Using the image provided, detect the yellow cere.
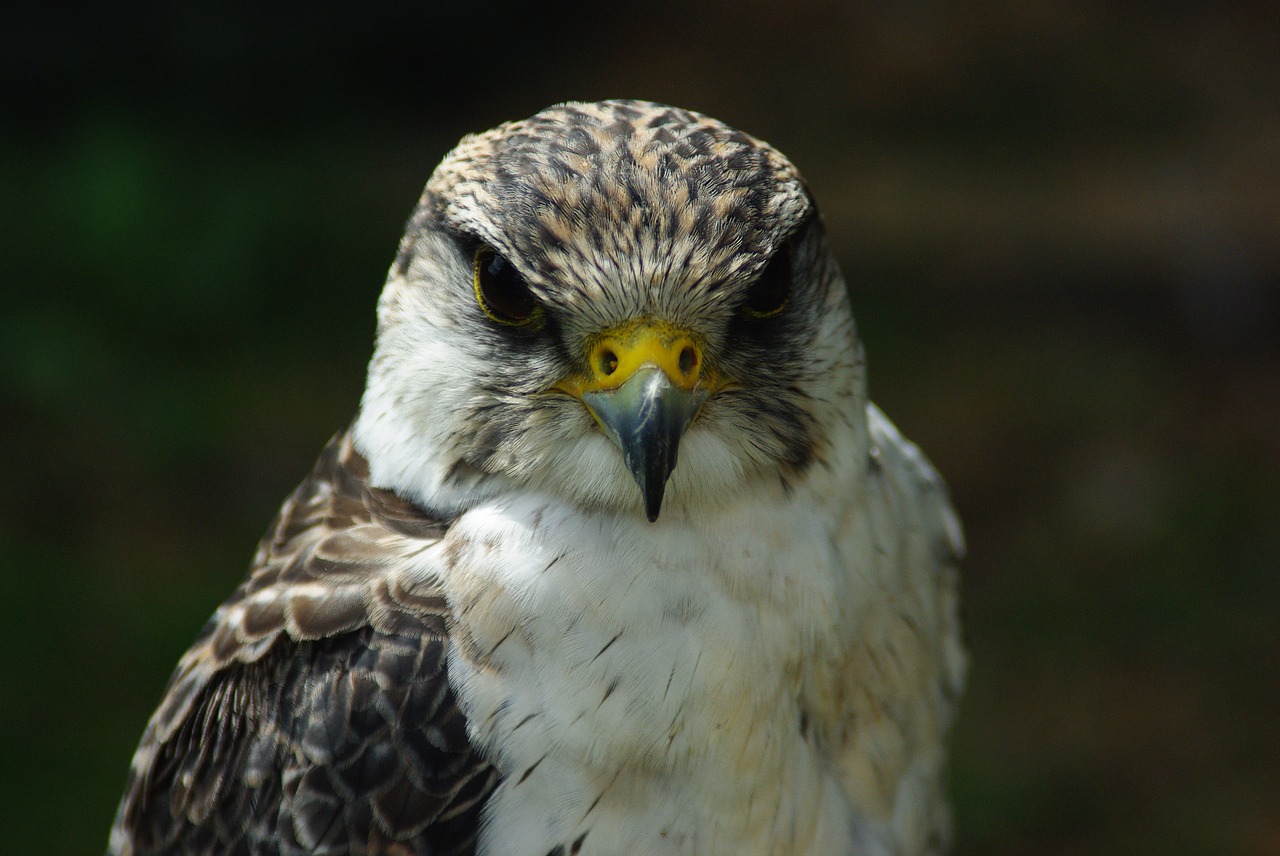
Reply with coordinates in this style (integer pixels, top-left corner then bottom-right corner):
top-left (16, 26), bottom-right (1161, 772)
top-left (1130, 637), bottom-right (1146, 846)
top-left (560, 319), bottom-right (726, 396)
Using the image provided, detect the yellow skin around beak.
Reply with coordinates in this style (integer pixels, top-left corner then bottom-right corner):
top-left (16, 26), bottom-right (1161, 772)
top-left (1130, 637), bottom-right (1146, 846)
top-left (556, 321), bottom-right (720, 521)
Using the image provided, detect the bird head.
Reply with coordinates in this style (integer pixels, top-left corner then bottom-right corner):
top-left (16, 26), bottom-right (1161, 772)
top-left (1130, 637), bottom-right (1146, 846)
top-left (354, 100), bottom-right (866, 522)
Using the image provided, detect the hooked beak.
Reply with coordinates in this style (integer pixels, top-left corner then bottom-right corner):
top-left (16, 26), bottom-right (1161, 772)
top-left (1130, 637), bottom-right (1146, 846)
top-left (583, 368), bottom-right (707, 522)
top-left (558, 321), bottom-right (715, 522)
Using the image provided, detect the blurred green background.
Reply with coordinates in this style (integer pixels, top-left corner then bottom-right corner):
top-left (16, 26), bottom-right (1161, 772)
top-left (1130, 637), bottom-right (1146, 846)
top-left (3, 2), bottom-right (1277, 853)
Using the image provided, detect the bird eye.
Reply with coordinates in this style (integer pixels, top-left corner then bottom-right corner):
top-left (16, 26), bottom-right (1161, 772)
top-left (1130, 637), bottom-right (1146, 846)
top-left (742, 243), bottom-right (792, 318)
top-left (473, 246), bottom-right (541, 326)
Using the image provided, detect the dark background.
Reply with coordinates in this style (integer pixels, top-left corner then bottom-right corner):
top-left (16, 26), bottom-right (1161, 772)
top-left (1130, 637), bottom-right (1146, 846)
top-left (3, 2), bottom-right (1278, 853)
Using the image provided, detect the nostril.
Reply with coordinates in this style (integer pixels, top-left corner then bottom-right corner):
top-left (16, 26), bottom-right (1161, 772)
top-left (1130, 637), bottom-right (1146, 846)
top-left (678, 346), bottom-right (698, 376)
top-left (599, 349), bottom-right (619, 376)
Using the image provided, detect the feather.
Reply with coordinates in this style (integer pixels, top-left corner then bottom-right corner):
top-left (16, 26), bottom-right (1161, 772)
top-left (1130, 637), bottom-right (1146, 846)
top-left (108, 432), bottom-right (498, 856)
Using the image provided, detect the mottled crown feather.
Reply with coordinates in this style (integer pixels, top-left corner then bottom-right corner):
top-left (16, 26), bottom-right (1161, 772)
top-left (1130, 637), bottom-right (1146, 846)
top-left (405, 100), bottom-right (814, 322)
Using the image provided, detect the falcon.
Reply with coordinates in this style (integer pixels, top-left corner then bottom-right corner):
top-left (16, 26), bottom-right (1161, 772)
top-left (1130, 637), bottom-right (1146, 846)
top-left (109, 100), bottom-right (965, 856)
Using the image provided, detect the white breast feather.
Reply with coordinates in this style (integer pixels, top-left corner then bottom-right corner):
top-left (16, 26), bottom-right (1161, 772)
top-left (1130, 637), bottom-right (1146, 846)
top-left (382, 399), bottom-right (962, 856)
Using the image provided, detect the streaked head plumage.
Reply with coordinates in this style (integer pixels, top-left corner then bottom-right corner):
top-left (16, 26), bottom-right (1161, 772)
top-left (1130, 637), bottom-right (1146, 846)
top-left (356, 100), bottom-right (863, 521)
top-left (418, 100), bottom-right (811, 328)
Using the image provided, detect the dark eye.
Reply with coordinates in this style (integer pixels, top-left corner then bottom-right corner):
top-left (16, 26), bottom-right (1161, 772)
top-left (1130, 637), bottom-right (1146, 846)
top-left (473, 245), bottom-right (541, 325)
top-left (742, 243), bottom-right (792, 318)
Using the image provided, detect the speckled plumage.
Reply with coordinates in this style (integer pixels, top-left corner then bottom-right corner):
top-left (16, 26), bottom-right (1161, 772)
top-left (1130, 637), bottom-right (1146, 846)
top-left (110, 435), bottom-right (497, 855)
top-left (111, 100), bottom-right (965, 856)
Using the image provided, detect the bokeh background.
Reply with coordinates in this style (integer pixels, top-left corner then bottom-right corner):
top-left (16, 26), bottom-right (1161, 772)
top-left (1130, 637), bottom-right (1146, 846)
top-left (3, 2), bottom-right (1277, 853)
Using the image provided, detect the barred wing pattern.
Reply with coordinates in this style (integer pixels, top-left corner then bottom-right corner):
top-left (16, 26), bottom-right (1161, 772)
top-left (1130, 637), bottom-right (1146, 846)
top-left (109, 432), bottom-right (498, 856)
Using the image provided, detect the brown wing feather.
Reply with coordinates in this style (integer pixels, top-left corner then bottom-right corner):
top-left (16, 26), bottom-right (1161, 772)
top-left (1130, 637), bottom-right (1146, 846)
top-left (109, 431), bottom-right (498, 856)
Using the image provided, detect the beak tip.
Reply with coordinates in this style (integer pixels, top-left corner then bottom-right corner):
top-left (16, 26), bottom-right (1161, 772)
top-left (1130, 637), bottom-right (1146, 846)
top-left (637, 461), bottom-right (668, 522)
top-left (643, 496), bottom-right (662, 523)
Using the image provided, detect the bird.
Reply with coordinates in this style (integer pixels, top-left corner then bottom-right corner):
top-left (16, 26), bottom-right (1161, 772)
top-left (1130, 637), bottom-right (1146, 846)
top-left (108, 99), bottom-right (966, 856)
